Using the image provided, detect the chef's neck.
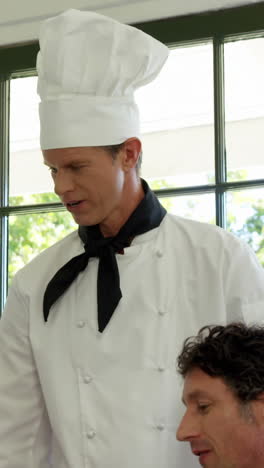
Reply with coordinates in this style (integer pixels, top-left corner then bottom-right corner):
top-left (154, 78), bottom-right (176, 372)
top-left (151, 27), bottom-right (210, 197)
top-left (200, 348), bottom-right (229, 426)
top-left (99, 177), bottom-right (144, 238)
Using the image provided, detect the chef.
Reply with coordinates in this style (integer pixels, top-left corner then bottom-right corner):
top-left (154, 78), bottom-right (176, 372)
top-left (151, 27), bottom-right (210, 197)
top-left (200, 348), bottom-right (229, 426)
top-left (0, 9), bottom-right (263, 468)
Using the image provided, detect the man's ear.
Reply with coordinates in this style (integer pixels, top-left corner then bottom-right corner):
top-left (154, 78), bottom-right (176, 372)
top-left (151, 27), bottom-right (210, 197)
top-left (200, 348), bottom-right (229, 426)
top-left (256, 393), bottom-right (264, 404)
top-left (121, 138), bottom-right (142, 171)
top-left (253, 393), bottom-right (264, 422)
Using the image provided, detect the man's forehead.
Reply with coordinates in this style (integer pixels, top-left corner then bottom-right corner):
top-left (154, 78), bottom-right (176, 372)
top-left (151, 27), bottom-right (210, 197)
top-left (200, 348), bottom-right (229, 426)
top-left (182, 388), bottom-right (213, 406)
top-left (42, 146), bottom-right (101, 164)
top-left (43, 146), bottom-right (90, 156)
top-left (182, 368), bottom-right (227, 404)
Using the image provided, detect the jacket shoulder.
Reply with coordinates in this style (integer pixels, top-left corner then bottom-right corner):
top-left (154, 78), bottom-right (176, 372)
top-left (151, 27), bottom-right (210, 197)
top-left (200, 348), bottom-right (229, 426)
top-left (14, 229), bottom-right (82, 290)
top-left (165, 213), bottom-right (243, 248)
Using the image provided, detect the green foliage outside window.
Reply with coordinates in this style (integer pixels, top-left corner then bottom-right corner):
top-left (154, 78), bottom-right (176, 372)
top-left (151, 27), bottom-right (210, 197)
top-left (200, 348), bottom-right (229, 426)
top-left (8, 193), bottom-right (76, 283)
top-left (227, 195), bottom-right (264, 265)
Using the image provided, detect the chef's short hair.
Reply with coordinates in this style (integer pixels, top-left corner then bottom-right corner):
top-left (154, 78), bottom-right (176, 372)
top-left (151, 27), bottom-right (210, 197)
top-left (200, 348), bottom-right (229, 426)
top-left (102, 142), bottom-right (142, 175)
top-left (177, 322), bottom-right (264, 404)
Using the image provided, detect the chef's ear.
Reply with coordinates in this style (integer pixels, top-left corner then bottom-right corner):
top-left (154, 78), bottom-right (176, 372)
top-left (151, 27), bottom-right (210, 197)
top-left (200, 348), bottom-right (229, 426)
top-left (251, 393), bottom-right (264, 423)
top-left (121, 138), bottom-right (142, 172)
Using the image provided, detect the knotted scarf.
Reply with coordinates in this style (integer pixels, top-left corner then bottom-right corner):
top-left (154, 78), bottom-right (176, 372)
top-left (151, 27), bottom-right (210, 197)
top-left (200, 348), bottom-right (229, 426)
top-left (43, 179), bottom-right (166, 332)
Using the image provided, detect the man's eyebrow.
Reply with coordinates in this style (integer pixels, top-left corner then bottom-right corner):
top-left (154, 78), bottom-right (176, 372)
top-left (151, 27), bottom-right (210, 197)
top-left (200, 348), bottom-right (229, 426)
top-left (43, 159), bottom-right (90, 167)
top-left (182, 389), bottom-right (212, 405)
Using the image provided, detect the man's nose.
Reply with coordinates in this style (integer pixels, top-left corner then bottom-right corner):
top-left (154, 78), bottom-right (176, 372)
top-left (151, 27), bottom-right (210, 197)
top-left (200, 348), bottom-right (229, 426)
top-left (176, 411), bottom-right (200, 441)
top-left (54, 171), bottom-right (74, 197)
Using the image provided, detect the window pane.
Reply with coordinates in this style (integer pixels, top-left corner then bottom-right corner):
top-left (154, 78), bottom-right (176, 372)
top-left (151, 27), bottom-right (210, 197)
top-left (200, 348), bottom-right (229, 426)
top-left (9, 44), bottom-right (215, 203)
top-left (136, 43), bottom-right (215, 189)
top-left (9, 76), bottom-right (57, 205)
top-left (226, 188), bottom-right (264, 266)
top-left (225, 37), bottom-right (264, 182)
top-left (8, 210), bottom-right (76, 283)
top-left (159, 193), bottom-right (215, 224)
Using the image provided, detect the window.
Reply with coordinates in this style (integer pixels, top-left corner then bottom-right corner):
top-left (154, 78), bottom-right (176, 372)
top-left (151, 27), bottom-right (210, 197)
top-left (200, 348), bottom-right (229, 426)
top-left (1, 3), bottom-right (264, 312)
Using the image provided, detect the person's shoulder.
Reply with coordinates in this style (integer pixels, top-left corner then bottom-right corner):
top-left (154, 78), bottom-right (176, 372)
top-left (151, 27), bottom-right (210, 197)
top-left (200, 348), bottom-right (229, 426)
top-left (166, 213), bottom-right (235, 242)
top-left (27, 229), bottom-right (80, 263)
top-left (164, 213), bottom-right (247, 250)
top-left (14, 229), bottom-right (82, 286)
top-left (162, 213), bottom-right (264, 277)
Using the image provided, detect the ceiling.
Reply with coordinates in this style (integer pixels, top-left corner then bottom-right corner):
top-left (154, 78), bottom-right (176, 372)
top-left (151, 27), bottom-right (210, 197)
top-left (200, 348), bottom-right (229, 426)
top-left (0, 0), bottom-right (263, 46)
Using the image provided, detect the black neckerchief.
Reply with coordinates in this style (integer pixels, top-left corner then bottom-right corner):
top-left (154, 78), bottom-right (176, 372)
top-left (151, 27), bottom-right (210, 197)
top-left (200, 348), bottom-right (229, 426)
top-left (43, 179), bottom-right (166, 332)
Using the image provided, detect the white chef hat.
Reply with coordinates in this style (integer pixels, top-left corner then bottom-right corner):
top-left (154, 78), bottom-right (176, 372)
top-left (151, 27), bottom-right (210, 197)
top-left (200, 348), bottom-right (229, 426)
top-left (37, 9), bottom-right (169, 150)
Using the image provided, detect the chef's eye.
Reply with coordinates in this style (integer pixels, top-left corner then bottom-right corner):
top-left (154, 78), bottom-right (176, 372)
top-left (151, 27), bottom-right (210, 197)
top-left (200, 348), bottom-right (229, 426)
top-left (70, 164), bottom-right (86, 171)
top-left (48, 167), bottom-right (57, 175)
top-left (197, 403), bottom-right (210, 413)
top-left (71, 166), bottom-right (81, 171)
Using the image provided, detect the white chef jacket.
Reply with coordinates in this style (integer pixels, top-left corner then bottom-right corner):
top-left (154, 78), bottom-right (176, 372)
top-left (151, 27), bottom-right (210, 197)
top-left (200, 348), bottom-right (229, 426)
top-left (0, 213), bottom-right (264, 468)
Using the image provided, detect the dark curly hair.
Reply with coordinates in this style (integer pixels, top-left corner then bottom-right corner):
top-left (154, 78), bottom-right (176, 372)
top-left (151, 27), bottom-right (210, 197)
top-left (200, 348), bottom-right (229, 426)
top-left (177, 322), bottom-right (264, 403)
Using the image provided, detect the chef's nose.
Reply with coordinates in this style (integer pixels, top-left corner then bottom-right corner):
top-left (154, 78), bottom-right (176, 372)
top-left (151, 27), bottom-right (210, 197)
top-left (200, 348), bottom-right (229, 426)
top-left (176, 410), bottom-right (200, 441)
top-left (54, 171), bottom-right (74, 197)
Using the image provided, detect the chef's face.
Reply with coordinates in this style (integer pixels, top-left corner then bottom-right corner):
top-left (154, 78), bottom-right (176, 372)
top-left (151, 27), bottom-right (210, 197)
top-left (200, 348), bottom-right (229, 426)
top-left (177, 368), bottom-right (264, 468)
top-left (43, 145), bottom-right (127, 228)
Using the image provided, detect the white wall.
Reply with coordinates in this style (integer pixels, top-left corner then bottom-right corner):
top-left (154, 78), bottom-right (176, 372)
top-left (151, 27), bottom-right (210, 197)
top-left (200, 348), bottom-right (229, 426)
top-left (9, 117), bottom-right (264, 196)
top-left (0, 0), bottom-right (263, 46)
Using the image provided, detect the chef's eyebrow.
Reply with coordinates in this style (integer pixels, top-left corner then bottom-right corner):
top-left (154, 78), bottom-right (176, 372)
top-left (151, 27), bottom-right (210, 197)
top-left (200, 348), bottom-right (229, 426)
top-left (182, 389), bottom-right (212, 406)
top-left (43, 160), bottom-right (56, 167)
top-left (43, 159), bottom-right (89, 168)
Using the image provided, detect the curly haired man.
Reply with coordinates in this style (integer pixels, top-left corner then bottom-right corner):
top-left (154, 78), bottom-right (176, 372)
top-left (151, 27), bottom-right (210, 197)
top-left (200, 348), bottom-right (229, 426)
top-left (177, 323), bottom-right (264, 468)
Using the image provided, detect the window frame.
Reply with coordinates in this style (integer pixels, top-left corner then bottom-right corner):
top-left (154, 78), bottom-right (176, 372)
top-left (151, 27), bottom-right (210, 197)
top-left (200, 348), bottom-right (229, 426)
top-left (1, 2), bottom-right (264, 312)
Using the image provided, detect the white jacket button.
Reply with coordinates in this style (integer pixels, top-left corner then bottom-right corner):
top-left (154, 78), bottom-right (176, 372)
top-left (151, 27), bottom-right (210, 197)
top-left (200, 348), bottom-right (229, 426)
top-left (77, 320), bottom-right (85, 328)
top-left (156, 249), bottom-right (163, 258)
top-left (84, 375), bottom-right (93, 384)
top-left (156, 424), bottom-right (165, 431)
top-left (158, 310), bottom-right (166, 316)
top-left (86, 430), bottom-right (96, 439)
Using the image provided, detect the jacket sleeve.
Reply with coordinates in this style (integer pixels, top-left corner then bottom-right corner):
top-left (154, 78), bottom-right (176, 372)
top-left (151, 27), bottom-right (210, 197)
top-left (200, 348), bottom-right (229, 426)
top-left (0, 276), bottom-right (52, 468)
top-left (224, 237), bottom-right (264, 324)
